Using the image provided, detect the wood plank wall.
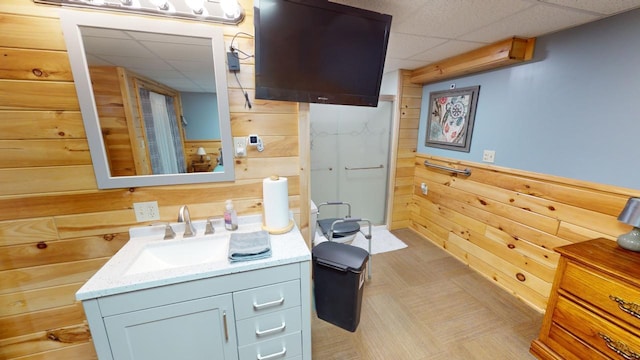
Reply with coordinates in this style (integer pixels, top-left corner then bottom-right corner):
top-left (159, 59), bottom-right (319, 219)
top-left (0, 0), bottom-right (306, 358)
top-left (410, 155), bottom-right (640, 311)
top-left (388, 70), bottom-right (421, 230)
top-left (89, 66), bottom-right (139, 176)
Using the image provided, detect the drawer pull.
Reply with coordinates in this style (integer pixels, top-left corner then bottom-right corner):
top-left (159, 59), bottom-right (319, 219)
top-left (609, 295), bottom-right (640, 319)
top-left (253, 297), bottom-right (284, 310)
top-left (257, 347), bottom-right (287, 360)
top-left (598, 333), bottom-right (640, 360)
top-left (223, 311), bottom-right (229, 342)
top-left (255, 322), bottom-right (286, 337)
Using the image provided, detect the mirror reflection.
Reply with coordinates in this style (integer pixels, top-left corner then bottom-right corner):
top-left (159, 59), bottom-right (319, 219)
top-left (61, 10), bottom-right (235, 189)
top-left (81, 27), bottom-right (222, 175)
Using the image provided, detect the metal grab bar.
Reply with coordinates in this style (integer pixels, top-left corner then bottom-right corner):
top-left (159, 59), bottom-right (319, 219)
top-left (424, 160), bottom-right (471, 176)
top-left (344, 164), bottom-right (384, 171)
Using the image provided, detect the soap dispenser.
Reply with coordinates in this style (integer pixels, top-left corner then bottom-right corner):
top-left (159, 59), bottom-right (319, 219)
top-left (224, 200), bottom-right (238, 230)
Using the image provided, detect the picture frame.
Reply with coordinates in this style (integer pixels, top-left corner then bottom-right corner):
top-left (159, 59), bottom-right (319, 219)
top-left (425, 86), bottom-right (480, 152)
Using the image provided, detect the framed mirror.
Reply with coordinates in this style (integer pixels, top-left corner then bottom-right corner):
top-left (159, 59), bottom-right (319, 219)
top-left (60, 9), bottom-right (235, 189)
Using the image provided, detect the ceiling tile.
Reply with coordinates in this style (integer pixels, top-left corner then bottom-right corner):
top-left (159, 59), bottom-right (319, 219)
top-left (410, 40), bottom-right (488, 63)
top-left (141, 41), bottom-right (212, 62)
top-left (82, 36), bottom-right (155, 58)
top-left (459, 3), bottom-right (599, 43)
top-left (539, 0), bottom-right (640, 15)
top-left (383, 57), bottom-right (426, 73)
top-left (387, 33), bottom-right (448, 59)
top-left (393, 0), bottom-right (533, 38)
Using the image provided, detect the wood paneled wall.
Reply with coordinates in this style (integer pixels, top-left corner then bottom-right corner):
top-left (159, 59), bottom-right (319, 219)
top-left (0, 0), bottom-right (306, 358)
top-left (410, 155), bottom-right (640, 311)
top-left (388, 70), bottom-right (421, 230)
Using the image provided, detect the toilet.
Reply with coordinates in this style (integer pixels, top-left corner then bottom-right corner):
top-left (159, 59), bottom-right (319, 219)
top-left (311, 200), bottom-right (359, 246)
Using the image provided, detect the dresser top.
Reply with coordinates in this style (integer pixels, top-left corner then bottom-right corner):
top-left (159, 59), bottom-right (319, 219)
top-left (556, 238), bottom-right (640, 286)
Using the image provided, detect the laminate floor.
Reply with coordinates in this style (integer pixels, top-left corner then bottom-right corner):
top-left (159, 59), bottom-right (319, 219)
top-left (311, 228), bottom-right (543, 360)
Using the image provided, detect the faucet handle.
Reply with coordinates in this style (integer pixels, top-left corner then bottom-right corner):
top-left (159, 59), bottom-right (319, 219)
top-left (205, 217), bottom-right (218, 235)
top-left (152, 222), bottom-right (176, 240)
top-left (164, 223), bottom-right (176, 240)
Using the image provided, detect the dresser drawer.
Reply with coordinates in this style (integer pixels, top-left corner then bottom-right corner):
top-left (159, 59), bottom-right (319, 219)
top-left (234, 280), bottom-right (301, 320)
top-left (560, 261), bottom-right (640, 330)
top-left (236, 307), bottom-right (302, 346)
top-left (238, 332), bottom-right (302, 360)
top-left (554, 296), bottom-right (640, 359)
top-left (547, 323), bottom-right (606, 360)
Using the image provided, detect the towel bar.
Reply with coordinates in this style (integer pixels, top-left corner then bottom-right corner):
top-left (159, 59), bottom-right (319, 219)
top-left (345, 164), bottom-right (384, 171)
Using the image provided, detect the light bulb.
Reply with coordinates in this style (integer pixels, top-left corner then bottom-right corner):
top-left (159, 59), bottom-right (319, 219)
top-left (149, 0), bottom-right (169, 10)
top-left (220, 0), bottom-right (240, 18)
top-left (185, 0), bottom-right (205, 14)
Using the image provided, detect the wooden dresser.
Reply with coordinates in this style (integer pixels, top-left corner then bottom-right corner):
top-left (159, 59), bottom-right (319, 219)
top-left (530, 238), bottom-right (640, 359)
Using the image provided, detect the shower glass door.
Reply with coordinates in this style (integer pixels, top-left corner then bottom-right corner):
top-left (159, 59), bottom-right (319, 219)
top-left (310, 101), bottom-right (393, 225)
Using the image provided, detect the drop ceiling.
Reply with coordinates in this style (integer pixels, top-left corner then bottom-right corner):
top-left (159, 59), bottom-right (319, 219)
top-left (81, 0), bottom-right (640, 93)
top-left (331, 0), bottom-right (640, 74)
top-left (81, 27), bottom-right (217, 93)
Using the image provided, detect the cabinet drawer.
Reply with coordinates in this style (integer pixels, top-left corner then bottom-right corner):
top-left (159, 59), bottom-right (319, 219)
top-left (238, 332), bottom-right (301, 360)
top-left (547, 323), bottom-right (606, 360)
top-left (560, 261), bottom-right (640, 330)
top-left (236, 307), bottom-right (302, 346)
top-left (554, 296), bottom-right (640, 359)
top-left (234, 280), bottom-right (300, 320)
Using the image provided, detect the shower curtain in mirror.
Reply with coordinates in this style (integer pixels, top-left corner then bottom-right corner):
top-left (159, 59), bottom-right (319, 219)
top-left (138, 88), bottom-right (187, 174)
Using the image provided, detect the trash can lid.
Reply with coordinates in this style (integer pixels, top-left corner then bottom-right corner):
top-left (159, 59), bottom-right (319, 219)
top-left (312, 241), bottom-right (369, 272)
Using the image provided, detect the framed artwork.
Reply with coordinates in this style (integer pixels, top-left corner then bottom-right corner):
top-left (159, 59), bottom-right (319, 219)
top-left (425, 86), bottom-right (480, 152)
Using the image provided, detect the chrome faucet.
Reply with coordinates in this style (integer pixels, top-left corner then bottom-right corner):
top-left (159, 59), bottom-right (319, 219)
top-left (178, 205), bottom-right (196, 238)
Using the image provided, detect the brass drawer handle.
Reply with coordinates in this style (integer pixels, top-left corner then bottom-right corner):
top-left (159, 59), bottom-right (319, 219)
top-left (253, 296), bottom-right (285, 310)
top-left (255, 322), bottom-right (286, 337)
top-left (609, 295), bottom-right (640, 319)
top-left (598, 333), bottom-right (640, 360)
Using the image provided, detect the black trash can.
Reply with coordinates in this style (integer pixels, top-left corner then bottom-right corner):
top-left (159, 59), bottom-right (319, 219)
top-left (312, 241), bottom-right (369, 332)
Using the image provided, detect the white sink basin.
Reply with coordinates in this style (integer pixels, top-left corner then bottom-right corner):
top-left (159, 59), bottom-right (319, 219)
top-left (124, 236), bottom-right (228, 276)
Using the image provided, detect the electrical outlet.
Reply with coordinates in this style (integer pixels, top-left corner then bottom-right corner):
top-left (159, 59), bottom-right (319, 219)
top-left (482, 150), bottom-right (496, 163)
top-left (420, 182), bottom-right (428, 195)
top-left (234, 136), bottom-right (246, 157)
top-left (133, 201), bottom-right (160, 222)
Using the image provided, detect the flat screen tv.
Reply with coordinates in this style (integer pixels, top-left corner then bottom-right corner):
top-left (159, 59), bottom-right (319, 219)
top-left (254, 0), bottom-right (392, 107)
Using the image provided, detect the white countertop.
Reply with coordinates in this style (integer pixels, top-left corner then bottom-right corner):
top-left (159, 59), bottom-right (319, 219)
top-left (76, 215), bottom-right (311, 301)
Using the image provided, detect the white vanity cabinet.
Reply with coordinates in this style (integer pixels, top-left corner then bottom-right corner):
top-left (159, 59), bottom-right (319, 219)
top-left (103, 294), bottom-right (237, 360)
top-left (234, 280), bottom-right (304, 359)
top-left (81, 261), bottom-right (311, 360)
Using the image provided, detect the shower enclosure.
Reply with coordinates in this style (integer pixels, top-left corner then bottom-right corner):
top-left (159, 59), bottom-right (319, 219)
top-left (310, 101), bottom-right (393, 226)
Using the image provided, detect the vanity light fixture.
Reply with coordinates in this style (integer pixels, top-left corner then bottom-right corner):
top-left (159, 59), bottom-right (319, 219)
top-left (32, 0), bottom-right (244, 24)
top-left (617, 197), bottom-right (640, 252)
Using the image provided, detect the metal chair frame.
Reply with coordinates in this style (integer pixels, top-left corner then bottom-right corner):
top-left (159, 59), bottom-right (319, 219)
top-left (316, 201), bottom-right (373, 279)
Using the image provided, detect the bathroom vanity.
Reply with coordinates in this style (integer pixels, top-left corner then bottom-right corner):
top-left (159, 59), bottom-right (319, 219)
top-left (76, 216), bottom-right (311, 360)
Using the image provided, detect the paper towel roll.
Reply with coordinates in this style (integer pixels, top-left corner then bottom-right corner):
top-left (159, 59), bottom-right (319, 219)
top-left (262, 175), bottom-right (292, 233)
